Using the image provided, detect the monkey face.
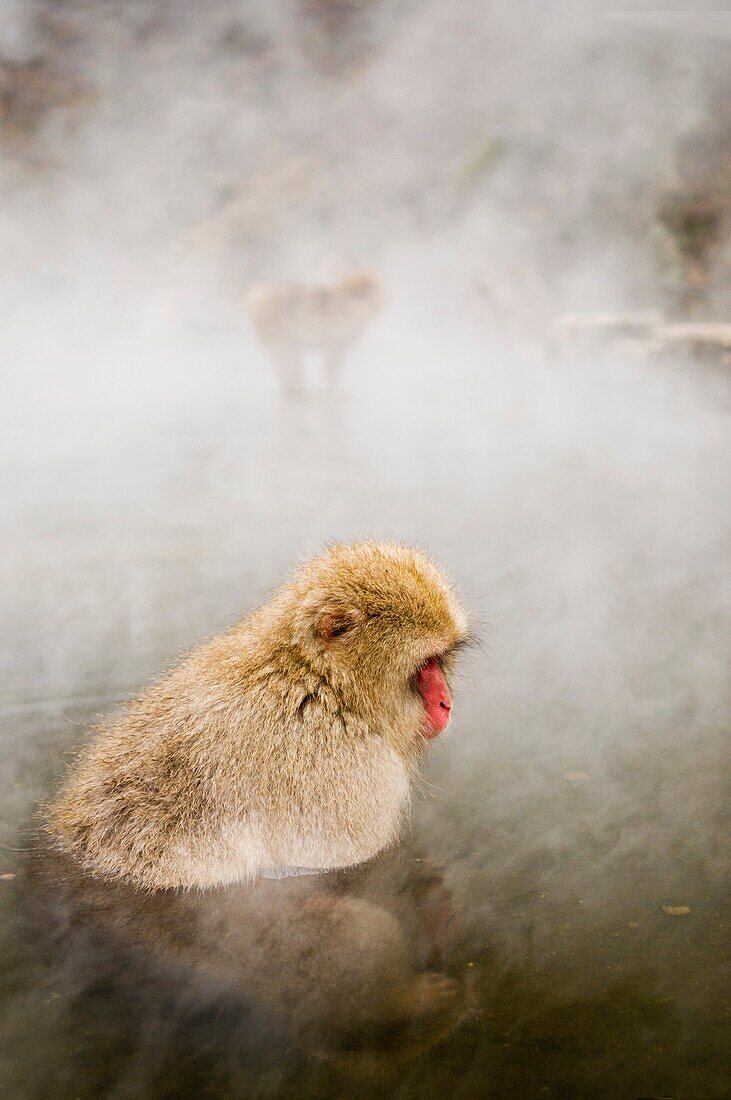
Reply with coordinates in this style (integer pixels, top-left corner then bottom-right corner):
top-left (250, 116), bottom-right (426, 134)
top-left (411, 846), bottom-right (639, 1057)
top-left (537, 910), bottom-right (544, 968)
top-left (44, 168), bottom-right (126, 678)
top-left (292, 542), bottom-right (469, 744)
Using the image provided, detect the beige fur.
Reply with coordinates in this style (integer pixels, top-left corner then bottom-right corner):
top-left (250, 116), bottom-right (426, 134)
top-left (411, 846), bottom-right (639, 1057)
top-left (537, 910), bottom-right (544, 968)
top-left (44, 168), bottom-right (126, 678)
top-left (47, 542), bottom-right (468, 892)
top-left (245, 273), bottom-right (382, 393)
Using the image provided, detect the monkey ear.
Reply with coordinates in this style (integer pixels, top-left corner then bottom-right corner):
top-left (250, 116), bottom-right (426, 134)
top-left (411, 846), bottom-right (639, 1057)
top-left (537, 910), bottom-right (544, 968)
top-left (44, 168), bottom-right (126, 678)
top-left (315, 605), bottom-right (363, 646)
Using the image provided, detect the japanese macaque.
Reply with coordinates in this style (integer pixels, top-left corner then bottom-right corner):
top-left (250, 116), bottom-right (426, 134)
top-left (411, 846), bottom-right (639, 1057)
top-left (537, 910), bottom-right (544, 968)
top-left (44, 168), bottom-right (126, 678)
top-left (47, 542), bottom-right (468, 893)
top-left (245, 272), bottom-right (383, 394)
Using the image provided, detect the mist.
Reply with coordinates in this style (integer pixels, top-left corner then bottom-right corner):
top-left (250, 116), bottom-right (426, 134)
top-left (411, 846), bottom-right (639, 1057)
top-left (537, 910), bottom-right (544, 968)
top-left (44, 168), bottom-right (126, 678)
top-left (1, 4), bottom-right (729, 1098)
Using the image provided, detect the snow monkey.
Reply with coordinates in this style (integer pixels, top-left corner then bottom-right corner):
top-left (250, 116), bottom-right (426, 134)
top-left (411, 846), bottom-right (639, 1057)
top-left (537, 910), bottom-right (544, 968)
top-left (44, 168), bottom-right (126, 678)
top-left (47, 542), bottom-right (469, 893)
top-left (245, 272), bottom-right (383, 395)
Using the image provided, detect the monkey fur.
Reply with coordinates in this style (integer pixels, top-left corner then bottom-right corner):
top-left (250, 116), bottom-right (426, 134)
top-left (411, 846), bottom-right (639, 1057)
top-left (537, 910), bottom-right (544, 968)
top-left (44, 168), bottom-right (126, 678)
top-left (245, 272), bottom-right (382, 393)
top-left (47, 542), bottom-right (468, 892)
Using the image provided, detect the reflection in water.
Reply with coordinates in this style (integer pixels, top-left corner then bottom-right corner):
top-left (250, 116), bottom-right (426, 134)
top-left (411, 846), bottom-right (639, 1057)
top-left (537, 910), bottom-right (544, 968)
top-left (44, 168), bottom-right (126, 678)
top-left (13, 847), bottom-right (462, 1091)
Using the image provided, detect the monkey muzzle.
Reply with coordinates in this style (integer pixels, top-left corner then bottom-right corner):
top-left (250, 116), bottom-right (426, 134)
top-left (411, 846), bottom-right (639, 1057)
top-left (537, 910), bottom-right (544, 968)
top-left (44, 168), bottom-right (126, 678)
top-left (415, 659), bottom-right (453, 738)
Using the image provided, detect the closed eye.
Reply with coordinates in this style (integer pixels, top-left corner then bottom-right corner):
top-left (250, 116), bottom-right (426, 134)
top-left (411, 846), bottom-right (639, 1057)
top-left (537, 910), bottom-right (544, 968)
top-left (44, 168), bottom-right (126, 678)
top-left (329, 622), bottom-right (350, 638)
top-left (450, 632), bottom-right (479, 653)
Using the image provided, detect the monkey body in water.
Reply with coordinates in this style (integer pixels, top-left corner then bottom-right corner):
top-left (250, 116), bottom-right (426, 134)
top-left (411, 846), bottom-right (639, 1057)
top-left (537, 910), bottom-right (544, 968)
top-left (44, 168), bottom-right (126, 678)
top-left (48, 542), bottom-right (468, 892)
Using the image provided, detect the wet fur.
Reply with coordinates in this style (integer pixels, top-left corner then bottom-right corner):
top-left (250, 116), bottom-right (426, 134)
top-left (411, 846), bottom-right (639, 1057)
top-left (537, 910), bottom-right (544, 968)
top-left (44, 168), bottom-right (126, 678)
top-left (47, 542), bottom-right (468, 892)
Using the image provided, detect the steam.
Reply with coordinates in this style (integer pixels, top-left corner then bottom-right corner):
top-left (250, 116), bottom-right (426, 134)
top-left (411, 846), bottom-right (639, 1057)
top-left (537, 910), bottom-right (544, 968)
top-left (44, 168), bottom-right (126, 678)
top-left (1, 3), bottom-right (729, 1097)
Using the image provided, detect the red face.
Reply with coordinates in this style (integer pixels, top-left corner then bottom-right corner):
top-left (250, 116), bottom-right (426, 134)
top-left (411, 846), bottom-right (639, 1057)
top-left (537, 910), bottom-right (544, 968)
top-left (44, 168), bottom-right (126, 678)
top-left (415, 658), bottom-right (453, 739)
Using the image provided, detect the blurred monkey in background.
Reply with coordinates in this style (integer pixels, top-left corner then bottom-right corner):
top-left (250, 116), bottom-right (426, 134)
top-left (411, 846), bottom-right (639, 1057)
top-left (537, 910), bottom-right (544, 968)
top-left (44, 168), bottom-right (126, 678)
top-left (246, 272), bottom-right (383, 395)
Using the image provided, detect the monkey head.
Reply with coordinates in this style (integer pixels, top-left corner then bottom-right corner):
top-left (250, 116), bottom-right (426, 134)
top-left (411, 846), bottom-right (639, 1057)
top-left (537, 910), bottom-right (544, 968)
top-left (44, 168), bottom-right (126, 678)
top-left (341, 272), bottom-right (383, 316)
top-left (285, 542), bottom-right (469, 752)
